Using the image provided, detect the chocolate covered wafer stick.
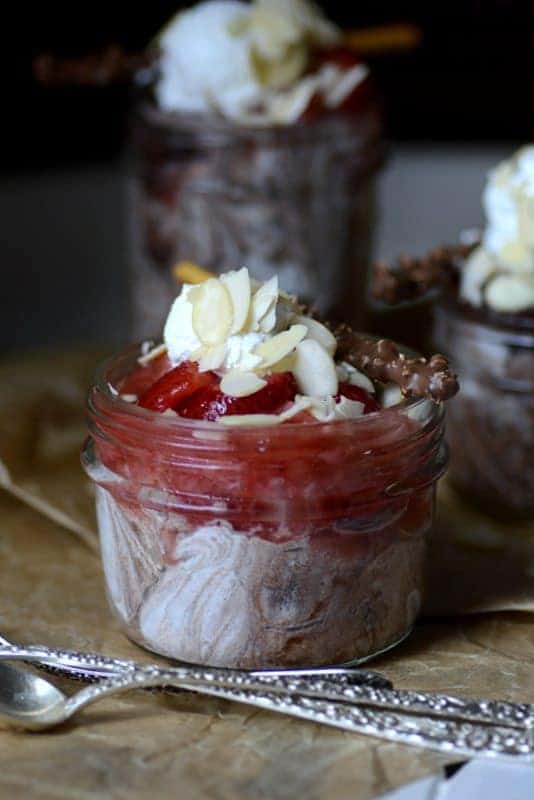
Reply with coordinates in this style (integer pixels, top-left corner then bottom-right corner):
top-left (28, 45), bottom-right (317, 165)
top-left (372, 243), bottom-right (475, 306)
top-left (33, 23), bottom-right (422, 89)
top-left (335, 325), bottom-right (459, 402)
top-left (172, 261), bottom-right (459, 402)
top-left (33, 45), bottom-right (152, 87)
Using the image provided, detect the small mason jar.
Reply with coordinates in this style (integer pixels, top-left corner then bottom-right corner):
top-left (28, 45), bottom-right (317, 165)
top-left (127, 100), bottom-right (383, 339)
top-left (434, 300), bottom-right (534, 519)
top-left (82, 344), bottom-right (447, 669)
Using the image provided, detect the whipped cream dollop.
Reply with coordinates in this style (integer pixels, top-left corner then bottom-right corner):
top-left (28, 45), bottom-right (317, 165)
top-left (155, 0), bottom-right (369, 125)
top-left (161, 267), bottom-right (372, 423)
top-left (460, 145), bottom-right (534, 313)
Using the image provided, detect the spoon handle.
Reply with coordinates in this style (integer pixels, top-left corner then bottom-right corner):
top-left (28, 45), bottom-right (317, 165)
top-left (0, 644), bottom-right (389, 688)
top-left (61, 670), bottom-right (534, 761)
top-left (1, 646), bottom-right (532, 732)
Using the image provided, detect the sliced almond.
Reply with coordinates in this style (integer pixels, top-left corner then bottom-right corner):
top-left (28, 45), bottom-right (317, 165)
top-left (138, 343), bottom-right (168, 365)
top-left (309, 397), bottom-right (337, 422)
top-left (221, 267), bottom-right (251, 335)
top-left (381, 383), bottom-right (402, 408)
top-left (198, 343), bottom-right (228, 372)
top-left (220, 371), bottom-right (267, 398)
top-left (337, 361), bottom-right (375, 394)
top-left (247, 275), bottom-right (279, 332)
top-left (292, 338), bottom-right (338, 397)
top-left (216, 414), bottom-right (282, 427)
top-left (238, 352), bottom-right (264, 371)
top-left (335, 396), bottom-right (364, 419)
top-left (279, 395), bottom-right (313, 421)
top-left (270, 352), bottom-right (296, 373)
top-left (190, 278), bottom-right (233, 346)
top-left (253, 324), bottom-right (307, 368)
top-left (293, 315), bottom-right (337, 356)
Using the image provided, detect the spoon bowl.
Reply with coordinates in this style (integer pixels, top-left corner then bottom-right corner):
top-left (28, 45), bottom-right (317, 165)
top-left (0, 663), bottom-right (65, 729)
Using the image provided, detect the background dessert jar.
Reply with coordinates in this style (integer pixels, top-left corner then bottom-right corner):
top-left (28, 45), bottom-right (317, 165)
top-left (434, 303), bottom-right (534, 519)
top-left (433, 146), bottom-right (534, 519)
top-left (82, 345), bottom-right (448, 669)
top-left (127, 0), bottom-right (384, 338)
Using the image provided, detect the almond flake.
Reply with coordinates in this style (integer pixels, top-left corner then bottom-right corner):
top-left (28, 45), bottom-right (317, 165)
top-left (337, 361), bottom-right (375, 394)
top-left (335, 396), bottom-right (364, 419)
top-left (309, 397), bottom-right (337, 422)
top-left (293, 315), bottom-right (337, 356)
top-left (216, 414), bottom-right (282, 427)
top-left (220, 371), bottom-right (267, 398)
top-left (381, 384), bottom-right (402, 408)
top-left (279, 395), bottom-right (313, 421)
top-left (253, 324), bottom-right (307, 368)
top-left (221, 267), bottom-right (251, 335)
top-left (198, 343), bottom-right (228, 372)
top-left (270, 353), bottom-right (296, 373)
top-left (292, 338), bottom-right (338, 397)
top-left (247, 276), bottom-right (279, 332)
top-left (190, 278), bottom-right (233, 346)
top-left (137, 343), bottom-right (168, 365)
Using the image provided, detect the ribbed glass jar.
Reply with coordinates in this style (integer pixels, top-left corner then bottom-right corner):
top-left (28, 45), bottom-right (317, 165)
top-left (434, 301), bottom-right (534, 519)
top-left (127, 102), bottom-right (383, 339)
top-left (82, 344), bottom-right (447, 669)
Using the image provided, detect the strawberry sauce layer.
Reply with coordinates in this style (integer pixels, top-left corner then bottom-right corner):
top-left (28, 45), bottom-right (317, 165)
top-left (89, 349), bottom-right (445, 544)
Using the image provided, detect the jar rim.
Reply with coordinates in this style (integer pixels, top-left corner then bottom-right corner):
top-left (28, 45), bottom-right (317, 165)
top-left (437, 296), bottom-right (534, 346)
top-left (90, 341), bottom-right (440, 436)
top-left (132, 95), bottom-right (383, 148)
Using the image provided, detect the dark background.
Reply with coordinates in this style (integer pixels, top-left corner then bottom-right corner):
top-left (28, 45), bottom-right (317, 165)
top-left (1, 2), bottom-right (532, 354)
top-left (8, 1), bottom-right (534, 171)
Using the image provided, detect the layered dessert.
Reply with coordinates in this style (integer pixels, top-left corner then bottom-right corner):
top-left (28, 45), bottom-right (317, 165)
top-left (372, 145), bottom-right (534, 519)
top-left (83, 265), bottom-right (457, 668)
top-left (127, 0), bottom-right (383, 337)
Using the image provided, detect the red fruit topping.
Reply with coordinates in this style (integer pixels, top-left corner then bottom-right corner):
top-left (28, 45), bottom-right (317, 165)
top-left (138, 361), bottom-right (217, 412)
top-left (177, 372), bottom-right (299, 421)
top-left (338, 382), bottom-right (380, 414)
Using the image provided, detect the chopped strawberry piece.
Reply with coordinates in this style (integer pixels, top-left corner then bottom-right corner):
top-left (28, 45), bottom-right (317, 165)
top-left (338, 382), bottom-right (380, 414)
top-left (138, 361), bottom-right (217, 412)
top-left (177, 372), bottom-right (299, 421)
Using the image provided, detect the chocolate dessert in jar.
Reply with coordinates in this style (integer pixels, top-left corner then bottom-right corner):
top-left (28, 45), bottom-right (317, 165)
top-left (128, 0), bottom-right (383, 339)
top-left (434, 147), bottom-right (534, 519)
top-left (82, 266), bottom-right (457, 668)
top-left (372, 146), bottom-right (534, 519)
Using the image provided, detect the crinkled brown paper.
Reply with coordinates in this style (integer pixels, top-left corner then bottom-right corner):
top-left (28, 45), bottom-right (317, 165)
top-left (1, 346), bottom-right (534, 800)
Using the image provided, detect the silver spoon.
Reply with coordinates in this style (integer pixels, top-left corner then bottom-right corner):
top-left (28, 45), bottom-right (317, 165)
top-left (0, 632), bottom-right (388, 687)
top-left (0, 661), bottom-right (533, 762)
top-left (1, 643), bottom-right (533, 733)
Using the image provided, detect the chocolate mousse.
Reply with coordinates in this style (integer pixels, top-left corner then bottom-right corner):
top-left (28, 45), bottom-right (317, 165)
top-left (83, 265), bottom-right (456, 668)
top-left (372, 145), bottom-right (534, 519)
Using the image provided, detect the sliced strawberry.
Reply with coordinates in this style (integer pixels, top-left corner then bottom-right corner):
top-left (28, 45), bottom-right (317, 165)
top-left (338, 382), bottom-right (380, 414)
top-left (177, 372), bottom-right (298, 421)
top-left (138, 361), bottom-right (217, 412)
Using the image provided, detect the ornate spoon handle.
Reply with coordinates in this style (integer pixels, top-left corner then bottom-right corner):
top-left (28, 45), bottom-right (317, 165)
top-left (1, 645), bottom-right (532, 732)
top-left (0, 644), bottom-right (388, 688)
top-left (59, 671), bottom-right (534, 761)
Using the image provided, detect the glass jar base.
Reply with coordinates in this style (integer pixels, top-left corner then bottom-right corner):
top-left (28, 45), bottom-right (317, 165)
top-left (123, 625), bottom-right (414, 671)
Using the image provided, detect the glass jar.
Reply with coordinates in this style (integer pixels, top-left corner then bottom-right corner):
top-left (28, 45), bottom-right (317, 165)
top-left (434, 301), bottom-right (534, 519)
top-left (127, 102), bottom-right (383, 339)
top-left (82, 345), bottom-right (447, 669)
